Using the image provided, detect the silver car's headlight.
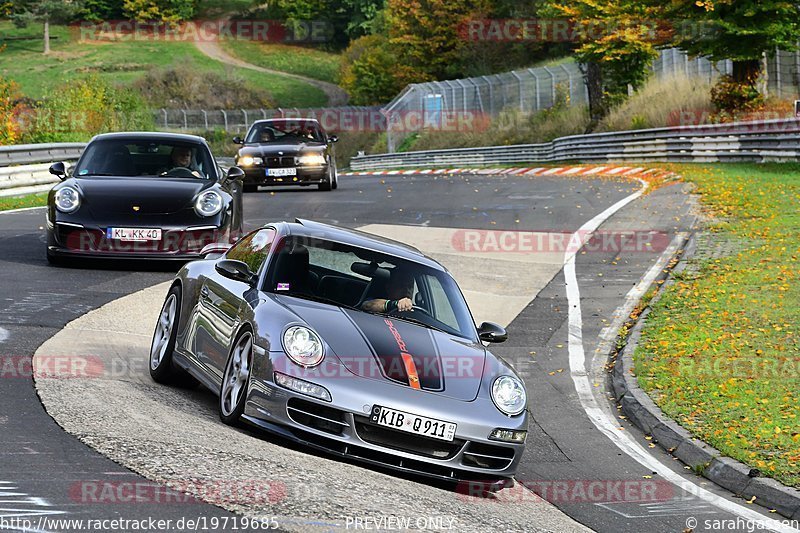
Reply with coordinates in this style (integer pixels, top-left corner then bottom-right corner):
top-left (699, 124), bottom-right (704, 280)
top-left (282, 326), bottom-right (324, 367)
top-left (297, 154), bottom-right (326, 166)
top-left (194, 191), bottom-right (222, 217)
top-left (491, 375), bottom-right (527, 416)
top-left (54, 186), bottom-right (80, 213)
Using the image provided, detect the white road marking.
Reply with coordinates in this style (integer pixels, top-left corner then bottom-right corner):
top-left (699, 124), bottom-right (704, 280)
top-left (0, 206), bottom-right (46, 215)
top-left (0, 327), bottom-right (8, 343)
top-left (563, 181), bottom-right (798, 532)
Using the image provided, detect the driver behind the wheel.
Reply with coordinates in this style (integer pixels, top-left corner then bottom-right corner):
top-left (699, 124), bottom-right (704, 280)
top-left (160, 146), bottom-right (202, 178)
top-left (362, 268), bottom-right (414, 313)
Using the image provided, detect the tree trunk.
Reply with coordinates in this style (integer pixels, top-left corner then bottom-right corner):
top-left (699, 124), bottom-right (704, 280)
top-left (43, 19), bottom-right (50, 55)
top-left (731, 59), bottom-right (760, 84)
top-left (583, 61), bottom-right (604, 133)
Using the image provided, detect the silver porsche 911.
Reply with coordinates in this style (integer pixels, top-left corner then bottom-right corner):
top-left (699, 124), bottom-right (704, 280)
top-left (149, 219), bottom-right (528, 483)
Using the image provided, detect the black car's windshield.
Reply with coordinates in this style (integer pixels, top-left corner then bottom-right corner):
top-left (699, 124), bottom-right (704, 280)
top-left (74, 139), bottom-right (217, 180)
top-left (264, 236), bottom-right (477, 341)
top-left (245, 120), bottom-right (324, 144)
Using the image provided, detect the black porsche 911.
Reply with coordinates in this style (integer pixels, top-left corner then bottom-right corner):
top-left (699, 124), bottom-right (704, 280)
top-left (233, 118), bottom-right (338, 192)
top-left (46, 132), bottom-right (245, 263)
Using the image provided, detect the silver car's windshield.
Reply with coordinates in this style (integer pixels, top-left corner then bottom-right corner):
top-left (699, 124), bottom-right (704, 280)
top-left (74, 139), bottom-right (217, 180)
top-left (264, 236), bottom-right (477, 340)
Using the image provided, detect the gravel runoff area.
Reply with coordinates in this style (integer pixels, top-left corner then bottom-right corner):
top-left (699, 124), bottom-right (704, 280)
top-left (33, 224), bottom-right (587, 532)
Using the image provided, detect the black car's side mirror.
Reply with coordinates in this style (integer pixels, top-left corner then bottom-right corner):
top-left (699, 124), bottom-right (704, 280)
top-left (226, 166), bottom-right (245, 181)
top-left (215, 259), bottom-right (257, 285)
top-left (49, 162), bottom-right (67, 180)
top-left (232, 136), bottom-right (244, 144)
top-left (328, 135), bottom-right (338, 143)
top-left (478, 322), bottom-right (508, 343)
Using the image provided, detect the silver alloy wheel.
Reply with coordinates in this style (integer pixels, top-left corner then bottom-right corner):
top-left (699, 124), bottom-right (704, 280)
top-left (150, 294), bottom-right (177, 370)
top-left (221, 332), bottom-right (253, 417)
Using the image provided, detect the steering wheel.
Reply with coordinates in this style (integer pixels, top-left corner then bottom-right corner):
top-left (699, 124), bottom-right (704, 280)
top-left (390, 304), bottom-right (433, 319)
top-left (161, 167), bottom-right (196, 177)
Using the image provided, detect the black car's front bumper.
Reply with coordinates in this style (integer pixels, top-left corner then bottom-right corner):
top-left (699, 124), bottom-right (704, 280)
top-left (46, 222), bottom-right (229, 260)
top-left (240, 165), bottom-right (327, 186)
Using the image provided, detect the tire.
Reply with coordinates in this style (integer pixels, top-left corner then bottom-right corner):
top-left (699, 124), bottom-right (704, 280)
top-left (331, 164), bottom-right (339, 190)
top-left (219, 329), bottom-right (254, 425)
top-left (318, 163), bottom-right (333, 191)
top-left (149, 285), bottom-right (182, 384)
top-left (46, 250), bottom-right (65, 266)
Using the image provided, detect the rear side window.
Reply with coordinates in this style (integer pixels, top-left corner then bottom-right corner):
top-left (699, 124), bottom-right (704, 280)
top-left (225, 228), bottom-right (276, 273)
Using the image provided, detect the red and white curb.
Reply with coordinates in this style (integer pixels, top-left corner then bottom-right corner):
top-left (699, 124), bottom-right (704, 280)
top-left (341, 165), bottom-right (672, 179)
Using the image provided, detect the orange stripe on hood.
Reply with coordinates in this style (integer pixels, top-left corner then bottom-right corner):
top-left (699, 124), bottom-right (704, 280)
top-left (401, 352), bottom-right (421, 390)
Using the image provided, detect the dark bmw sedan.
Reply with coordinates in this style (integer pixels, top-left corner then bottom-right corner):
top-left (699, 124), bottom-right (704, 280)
top-left (233, 118), bottom-right (338, 192)
top-left (46, 132), bottom-right (245, 264)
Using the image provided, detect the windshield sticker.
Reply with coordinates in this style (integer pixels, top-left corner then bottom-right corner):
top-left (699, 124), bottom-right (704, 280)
top-left (277, 283), bottom-right (290, 291)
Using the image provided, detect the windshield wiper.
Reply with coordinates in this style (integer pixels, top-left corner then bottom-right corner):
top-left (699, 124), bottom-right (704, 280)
top-left (375, 312), bottom-right (449, 335)
top-left (279, 292), bottom-right (358, 311)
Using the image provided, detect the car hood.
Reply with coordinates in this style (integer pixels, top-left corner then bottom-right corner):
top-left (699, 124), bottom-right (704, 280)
top-left (240, 142), bottom-right (324, 156)
top-left (73, 177), bottom-right (213, 217)
top-left (272, 295), bottom-right (486, 401)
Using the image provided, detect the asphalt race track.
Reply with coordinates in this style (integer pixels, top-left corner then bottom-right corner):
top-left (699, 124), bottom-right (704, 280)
top-left (0, 173), bottom-right (793, 532)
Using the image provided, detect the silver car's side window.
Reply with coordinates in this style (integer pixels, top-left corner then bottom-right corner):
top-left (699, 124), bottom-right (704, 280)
top-left (225, 228), bottom-right (276, 273)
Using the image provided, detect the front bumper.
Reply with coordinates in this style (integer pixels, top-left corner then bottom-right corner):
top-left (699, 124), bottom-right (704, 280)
top-left (242, 353), bottom-right (527, 481)
top-left (47, 221), bottom-right (228, 259)
top-left (241, 166), bottom-right (327, 186)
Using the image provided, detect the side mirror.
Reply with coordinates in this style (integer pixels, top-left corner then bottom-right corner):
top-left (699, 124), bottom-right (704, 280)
top-left (477, 322), bottom-right (508, 343)
top-left (226, 166), bottom-right (245, 181)
top-left (232, 136), bottom-right (244, 144)
top-left (49, 162), bottom-right (67, 180)
top-left (328, 135), bottom-right (338, 143)
top-left (200, 242), bottom-right (232, 259)
top-left (215, 259), bottom-right (256, 285)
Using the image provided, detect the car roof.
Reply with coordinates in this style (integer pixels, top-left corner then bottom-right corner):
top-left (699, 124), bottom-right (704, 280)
top-left (280, 219), bottom-right (446, 271)
top-left (90, 132), bottom-right (208, 144)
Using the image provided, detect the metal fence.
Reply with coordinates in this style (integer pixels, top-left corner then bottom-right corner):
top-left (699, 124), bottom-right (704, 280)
top-left (155, 106), bottom-right (383, 133)
top-left (0, 143), bottom-right (86, 196)
top-left (351, 118), bottom-right (800, 170)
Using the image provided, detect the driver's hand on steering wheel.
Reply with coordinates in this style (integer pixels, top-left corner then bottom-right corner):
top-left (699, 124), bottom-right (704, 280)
top-left (396, 297), bottom-right (413, 312)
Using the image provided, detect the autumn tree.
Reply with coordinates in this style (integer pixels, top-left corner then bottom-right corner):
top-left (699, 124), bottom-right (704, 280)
top-left (546, 0), bottom-right (660, 128)
top-left (386, 0), bottom-right (492, 80)
top-left (122, 0), bottom-right (195, 24)
top-left (11, 0), bottom-right (82, 54)
top-left (669, 0), bottom-right (800, 102)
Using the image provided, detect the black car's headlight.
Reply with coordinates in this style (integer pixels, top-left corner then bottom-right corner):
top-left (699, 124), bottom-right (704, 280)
top-left (297, 154), bottom-right (326, 166)
top-left (194, 191), bottom-right (223, 217)
top-left (491, 375), bottom-right (527, 416)
top-left (282, 326), bottom-right (324, 367)
top-left (239, 156), bottom-right (262, 166)
top-left (54, 186), bottom-right (80, 213)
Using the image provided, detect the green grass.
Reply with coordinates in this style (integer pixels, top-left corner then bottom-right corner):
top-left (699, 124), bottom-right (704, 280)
top-left (0, 192), bottom-right (48, 211)
top-left (0, 21), bottom-right (326, 107)
top-left (221, 40), bottom-right (340, 84)
top-left (634, 163), bottom-right (800, 488)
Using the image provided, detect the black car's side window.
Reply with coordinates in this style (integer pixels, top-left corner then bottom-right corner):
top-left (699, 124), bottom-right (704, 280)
top-left (225, 228), bottom-right (276, 274)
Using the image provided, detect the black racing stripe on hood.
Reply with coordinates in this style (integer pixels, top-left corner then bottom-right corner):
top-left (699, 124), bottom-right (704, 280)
top-left (343, 310), bottom-right (442, 391)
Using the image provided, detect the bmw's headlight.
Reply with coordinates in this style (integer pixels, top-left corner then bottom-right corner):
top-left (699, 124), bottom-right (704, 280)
top-left (491, 375), bottom-right (527, 416)
top-left (54, 186), bottom-right (80, 213)
top-left (282, 326), bottom-right (324, 367)
top-left (238, 156), bottom-right (262, 166)
top-left (194, 190), bottom-right (223, 217)
top-left (297, 154), bottom-right (326, 166)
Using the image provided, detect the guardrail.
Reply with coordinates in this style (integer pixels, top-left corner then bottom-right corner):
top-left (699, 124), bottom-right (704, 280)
top-left (350, 118), bottom-right (800, 170)
top-left (0, 143), bottom-right (87, 197)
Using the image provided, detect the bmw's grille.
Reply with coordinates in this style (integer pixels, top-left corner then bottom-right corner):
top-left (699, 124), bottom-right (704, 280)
top-left (353, 416), bottom-right (465, 459)
top-left (460, 442), bottom-right (515, 470)
top-left (265, 156), bottom-right (295, 168)
top-left (286, 398), bottom-right (348, 435)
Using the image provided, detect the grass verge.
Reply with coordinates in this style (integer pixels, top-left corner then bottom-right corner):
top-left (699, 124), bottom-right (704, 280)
top-left (634, 163), bottom-right (800, 488)
top-left (221, 40), bottom-right (340, 84)
top-left (0, 192), bottom-right (48, 211)
top-left (0, 22), bottom-right (326, 107)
